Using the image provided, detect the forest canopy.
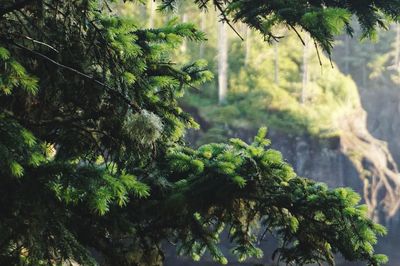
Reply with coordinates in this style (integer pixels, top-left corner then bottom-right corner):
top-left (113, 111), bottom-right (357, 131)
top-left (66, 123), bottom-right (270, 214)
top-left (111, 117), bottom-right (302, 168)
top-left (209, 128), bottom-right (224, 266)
top-left (1, 0), bottom-right (399, 265)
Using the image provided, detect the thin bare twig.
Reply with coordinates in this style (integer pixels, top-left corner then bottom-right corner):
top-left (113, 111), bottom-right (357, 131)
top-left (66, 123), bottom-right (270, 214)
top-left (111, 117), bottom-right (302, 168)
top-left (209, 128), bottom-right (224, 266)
top-left (7, 32), bottom-right (59, 53)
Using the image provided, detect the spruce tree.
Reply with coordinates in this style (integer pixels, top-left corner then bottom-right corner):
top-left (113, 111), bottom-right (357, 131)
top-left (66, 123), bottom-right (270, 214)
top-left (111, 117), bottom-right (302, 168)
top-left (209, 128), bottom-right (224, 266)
top-left (0, 1), bottom-right (398, 265)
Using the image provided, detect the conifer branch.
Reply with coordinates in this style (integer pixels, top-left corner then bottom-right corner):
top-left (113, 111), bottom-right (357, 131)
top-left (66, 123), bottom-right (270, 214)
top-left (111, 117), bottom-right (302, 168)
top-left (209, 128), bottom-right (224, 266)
top-left (13, 42), bottom-right (140, 112)
top-left (214, 1), bottom-right (244, 41)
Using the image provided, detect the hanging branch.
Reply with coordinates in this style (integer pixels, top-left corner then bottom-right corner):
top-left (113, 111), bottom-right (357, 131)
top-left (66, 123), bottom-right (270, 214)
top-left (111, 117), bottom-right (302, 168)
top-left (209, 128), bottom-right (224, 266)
top-left (213, 0), bottom-right (244, 41)
top-left (314, 41), bottom-right (322, 67)
top-left (12, 42), bottom-right (141, 112)
top-left (288, 24), bottom-right (305, 46)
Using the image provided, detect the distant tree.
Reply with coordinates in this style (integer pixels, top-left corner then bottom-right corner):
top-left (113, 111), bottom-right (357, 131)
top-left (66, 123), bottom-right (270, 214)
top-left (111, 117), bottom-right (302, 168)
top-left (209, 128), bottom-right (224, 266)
top-left (301, 35), bottom-right (310, 104)
top-left (273, 40), bottom-right (279, 85)
top-left (367, 23), bottom-right (400, 86)
top-left (218, 21), bottom-right (228, 104)
top-left (0, 1), bottom-right (398, 265)
top-left (244, 26), bottom-right (251, 65)
top-left (148, 0), bottom-right (156, 27)
top-left (199, 11), bottom-right (206, 57)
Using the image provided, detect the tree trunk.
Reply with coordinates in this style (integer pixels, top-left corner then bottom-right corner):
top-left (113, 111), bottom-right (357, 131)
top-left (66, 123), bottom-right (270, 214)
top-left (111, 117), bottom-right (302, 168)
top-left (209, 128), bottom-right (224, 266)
top-left (199, 12), bottom-right (206, 57)
top-left (244, 27), bottom-right (251, 65)
top-left (301, 36), bottom-right (310, 104)
top-left (362, 63), bottom-right (367, 88)
top-left (218, 22), bottom-right (228, 104)
top-left (180, 13), bottom-right (188, 53)
top-left (148, 0), bottom-right (155, 28)
top-left (344, 34), bottom-right (350, 73)
top-left (274, 41), bottom-right (279, 85)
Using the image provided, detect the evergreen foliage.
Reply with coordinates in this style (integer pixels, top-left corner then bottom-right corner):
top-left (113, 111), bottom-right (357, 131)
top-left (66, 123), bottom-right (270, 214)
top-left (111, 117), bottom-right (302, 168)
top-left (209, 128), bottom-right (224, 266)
top-left (161, 0), bottom-right (400, 55)
top-left (0, 1), bottom-right (396, 265)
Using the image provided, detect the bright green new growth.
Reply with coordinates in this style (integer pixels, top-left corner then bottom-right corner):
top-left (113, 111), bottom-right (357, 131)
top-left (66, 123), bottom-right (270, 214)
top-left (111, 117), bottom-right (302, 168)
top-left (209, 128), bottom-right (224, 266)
top-left (165, 128), bottom-right (388, 265)
top-left (0, 0), bottom-right (397, 265)
top-left (175, 0), bottom-right (400, 55)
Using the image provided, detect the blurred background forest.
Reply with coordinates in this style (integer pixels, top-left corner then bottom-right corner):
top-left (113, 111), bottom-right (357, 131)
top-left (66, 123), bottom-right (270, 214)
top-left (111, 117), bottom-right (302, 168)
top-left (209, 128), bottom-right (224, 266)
top-left (118, 1), bottom-right (400, 265)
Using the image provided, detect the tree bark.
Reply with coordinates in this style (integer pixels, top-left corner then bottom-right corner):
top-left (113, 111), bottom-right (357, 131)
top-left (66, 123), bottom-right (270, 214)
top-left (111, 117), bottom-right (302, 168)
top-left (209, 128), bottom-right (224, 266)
top-left (244, 27), bottom-right (251, 65)
top-left (199, 12), bottom-right (206, 57)
top-left (301, 35), bottom-right (310, 104)
top-left (148, 0), bottom-right (155, 28)
top-left (180, 13), bottom-right (188, 53)
top-left (274, 41), bottom-right (279, 85)
top-left (344, 34), bottom-right (350, 73)
top-left (218, 22), bottom-right (228, 104)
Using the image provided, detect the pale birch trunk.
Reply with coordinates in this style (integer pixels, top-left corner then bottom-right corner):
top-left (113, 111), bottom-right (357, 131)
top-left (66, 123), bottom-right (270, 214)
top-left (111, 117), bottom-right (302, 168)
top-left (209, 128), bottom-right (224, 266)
top-left (199, 12), bottom-right (206, 57)
top-left (218, 22), bottom-right (228, 104)
top-left (344, 34), bottom-right (350, 73)
top-left (244, 27), bottom-right (251, 65)
top-left (148, 0), bottom-right (155, 28)
top-left (301, 36), bottom-right (310, 104)
top-left (274, 41), bottom-right (279, 85)
top-left (180, 13), bottom-right (188, 53)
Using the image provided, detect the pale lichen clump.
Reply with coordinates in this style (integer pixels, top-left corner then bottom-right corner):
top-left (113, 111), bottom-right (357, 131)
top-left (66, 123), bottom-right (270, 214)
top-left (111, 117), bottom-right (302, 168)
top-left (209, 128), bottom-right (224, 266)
top-left (124, 110), bottom-right (164, 145)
